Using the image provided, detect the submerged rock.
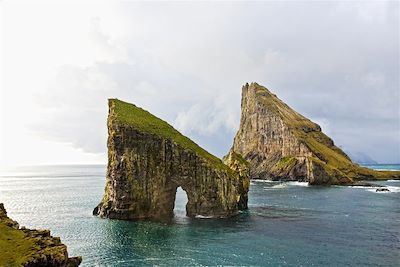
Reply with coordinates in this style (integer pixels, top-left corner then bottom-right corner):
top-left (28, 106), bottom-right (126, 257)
top-left (227, 82), bottom-right (400, 185)
top-left (94, 99), bottom-right (249, 221)
top-left (0, 203), bottom-right (81, 267)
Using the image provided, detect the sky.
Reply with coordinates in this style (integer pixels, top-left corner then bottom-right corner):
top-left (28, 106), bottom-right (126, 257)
top-left (0, 0), bottom-right (399, 166)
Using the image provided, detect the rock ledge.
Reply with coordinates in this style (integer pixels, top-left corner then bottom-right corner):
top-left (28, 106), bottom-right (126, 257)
top-left (0, 203), bottom-right (81, 267)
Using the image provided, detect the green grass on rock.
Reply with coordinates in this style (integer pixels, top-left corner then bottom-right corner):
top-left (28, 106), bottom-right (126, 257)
top-left (109, 99), bottom-right (228, 171)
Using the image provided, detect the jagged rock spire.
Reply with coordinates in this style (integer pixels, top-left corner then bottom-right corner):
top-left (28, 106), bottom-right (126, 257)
top-left (228, 83), bottom-right (400, 185)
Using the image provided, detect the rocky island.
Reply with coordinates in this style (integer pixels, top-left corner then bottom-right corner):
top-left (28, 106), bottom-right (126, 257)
top-left (94, 99), bottom-right (249, 220)
top-left (0, 203), bottom-right (81, 267)
top-left (227, 82), bottom-right (400, 185)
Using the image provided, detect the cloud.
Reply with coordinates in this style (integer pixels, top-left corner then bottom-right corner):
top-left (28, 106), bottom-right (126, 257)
top-left (174, 94), bottom-right (238, 136)
top-left (2, 1), bottom-right (399, 163)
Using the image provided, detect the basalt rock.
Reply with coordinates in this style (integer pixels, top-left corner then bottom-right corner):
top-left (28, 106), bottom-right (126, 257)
top-left (228, 82), bottom-right (400, 185)
top-left (0, 203), bottom-right (81, 267)
top-left (222, 150), bottom-right (250, 210)
top-left (376, 188), bottom-right (390, 192)
top-left (94, 99), bottom-right (249, 221)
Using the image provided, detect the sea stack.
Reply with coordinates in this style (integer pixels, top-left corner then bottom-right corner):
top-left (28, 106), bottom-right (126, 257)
top-left (0, 203), bottom-right (82, 267)
top-left (227, 82), bottom-right (400, 185)
top-left (94, 99), bottom-right (249, 220)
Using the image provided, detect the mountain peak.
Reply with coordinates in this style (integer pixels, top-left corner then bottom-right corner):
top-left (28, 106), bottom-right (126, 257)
top-left (229, 83), bottom-right (400, 184)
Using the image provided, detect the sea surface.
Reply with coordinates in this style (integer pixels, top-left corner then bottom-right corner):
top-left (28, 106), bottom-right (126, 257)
top-left (0, 164), bottom-right (399, 266)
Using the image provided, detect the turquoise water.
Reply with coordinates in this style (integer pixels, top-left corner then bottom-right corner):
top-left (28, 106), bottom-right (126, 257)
top-left (0, 164), bottom-right (399, 266)
top-left (361, 164), bottom-right (400, 171)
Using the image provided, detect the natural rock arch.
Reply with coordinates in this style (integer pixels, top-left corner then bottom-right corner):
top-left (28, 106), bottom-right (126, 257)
top-left (94, 99), bottom-right (249, 220)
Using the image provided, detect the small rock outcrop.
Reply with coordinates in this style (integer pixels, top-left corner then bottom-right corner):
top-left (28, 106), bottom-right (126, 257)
top-left (227, 82), bottom-right (400, 185)
top-left (376, 188), bottom-right (390, 192)
top-left (94, 99), bottom-right (249, 220)
top-left (0, 203), bottom-right (81, 267)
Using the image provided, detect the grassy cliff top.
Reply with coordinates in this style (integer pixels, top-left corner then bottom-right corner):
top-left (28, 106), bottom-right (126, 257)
top-left (109, 99), bottom-right (228, 171)
top-left (249, 83), bottom-right (320, 132)
top-left (0, 204), bottom-right (79, 266)
top-left (0, 223), bottom-right (58, 266)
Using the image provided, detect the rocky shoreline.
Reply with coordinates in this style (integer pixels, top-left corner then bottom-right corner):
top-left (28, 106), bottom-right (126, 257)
top-left (0, 203), bottom-right (81, 267)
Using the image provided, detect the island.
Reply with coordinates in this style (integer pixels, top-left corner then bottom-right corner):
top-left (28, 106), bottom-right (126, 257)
top-left (94, 99), bottom-right (249, 221)
top-left (227, 82), bottom-right (400, 185)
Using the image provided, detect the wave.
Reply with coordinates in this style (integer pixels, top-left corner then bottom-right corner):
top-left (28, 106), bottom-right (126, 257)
top-left (263, 181), bottom-right (309, 190)
top-left (195, 215), bottom-right (214, 219)
top-left (287, 181), bottom-right (309, 187)
top-left (251, 179), bottom-right (275, 183)
top-left (271, 184), bottom-right (287, 189)
top-left (348, 184), bottom-right (400, 193)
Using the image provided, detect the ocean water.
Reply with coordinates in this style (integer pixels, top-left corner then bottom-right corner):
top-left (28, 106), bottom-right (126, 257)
top-left (0, 164), bottom-right (399, 267)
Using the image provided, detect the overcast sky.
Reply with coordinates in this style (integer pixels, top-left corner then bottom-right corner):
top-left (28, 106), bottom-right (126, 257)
top-left (0, 0), bottom-right (399, 166)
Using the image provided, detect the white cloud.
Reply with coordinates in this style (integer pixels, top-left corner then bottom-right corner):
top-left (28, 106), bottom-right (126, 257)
top-left (0, 1), bottom-right (399, 165)
top-left (175, 94), bottom-right (238, 137)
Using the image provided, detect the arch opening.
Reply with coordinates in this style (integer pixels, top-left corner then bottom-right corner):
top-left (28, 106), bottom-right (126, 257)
top-left (173, 186), bottom-right (188, 218)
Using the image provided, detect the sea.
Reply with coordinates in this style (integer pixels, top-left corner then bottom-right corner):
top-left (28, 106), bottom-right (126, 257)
top-left (0, 164), bottom-right (399, 266)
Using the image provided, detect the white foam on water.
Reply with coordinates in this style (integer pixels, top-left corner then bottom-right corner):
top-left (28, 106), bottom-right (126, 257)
top-left (271, 183), bottom-right (287, 189)
top-left (195, 215), bottom-right (214, 219)
top-left (263, 181), bottom-right (309, 190)
top-left (349, 184), bottom-right (400, 193)
top-left (287, 181), bottom-right (309, 187)
top-left (387, 179), bottom-right (400, 182)
top-left (252, 179), bottom-right (275, 183)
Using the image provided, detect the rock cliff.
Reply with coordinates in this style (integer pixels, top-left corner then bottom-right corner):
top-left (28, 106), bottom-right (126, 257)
top-left (94, 99), bottom-right (249, 220)
top-left (228, 82), bottom-right (400, 185)
top-left (0, 203), bottom-right (81, 267)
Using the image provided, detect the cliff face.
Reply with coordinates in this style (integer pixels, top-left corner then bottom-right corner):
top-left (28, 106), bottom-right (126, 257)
top-left (0, 203), bottom-right (81, 267)
top-left (229, 83), bottom-right (400, 185)
top-left (94, 99), bottom-right (249, 220)
top-left (222, 150), bottom-right (250, 210)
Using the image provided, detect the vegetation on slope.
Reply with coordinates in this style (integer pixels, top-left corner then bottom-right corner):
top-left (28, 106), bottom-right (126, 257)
top-left (271, 156), bottom-right (297, 173)
top-left (109, 99), bottom-right (228, 171)
top-left (0, 203), bottom-right (81, 266)
top-left (0, 223), bottom-right (36, 266)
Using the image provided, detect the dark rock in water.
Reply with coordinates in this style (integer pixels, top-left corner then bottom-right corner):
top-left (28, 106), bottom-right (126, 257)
top-left (376, 188), bottom-right (390, 192)
top-left (227, 82), bottom-right (400, 185)
top-left (94, 99), bottom-right (249, 221)
top-left (0, 203), bottom-right (82, 267)
top-left (92, 205), bottom-right (99, 216)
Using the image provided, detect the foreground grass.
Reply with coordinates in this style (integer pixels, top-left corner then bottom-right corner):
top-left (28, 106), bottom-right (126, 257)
top-left (0, 224), bottom-right (36, 266)
top-left (0, 203), bottom-right (81, 267)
